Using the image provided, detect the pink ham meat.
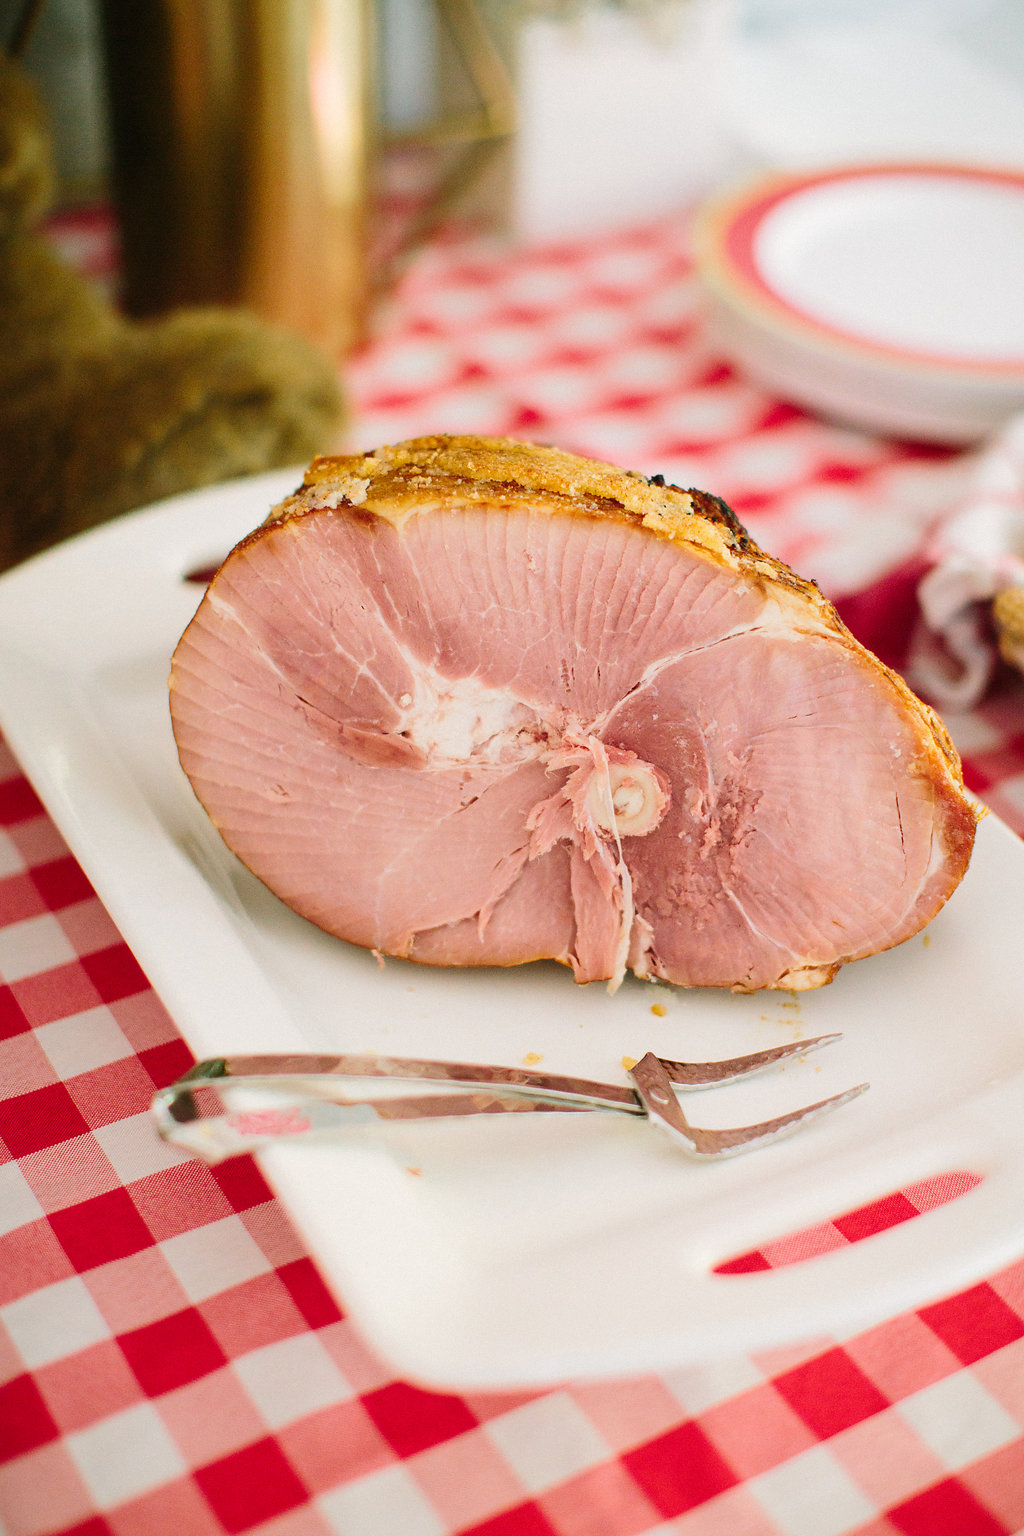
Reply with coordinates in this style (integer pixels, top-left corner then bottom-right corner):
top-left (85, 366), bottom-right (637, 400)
top-left (169, 435), bottom-right (977, 992)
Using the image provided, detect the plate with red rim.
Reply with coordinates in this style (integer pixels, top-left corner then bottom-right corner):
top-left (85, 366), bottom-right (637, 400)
top-left (3, 473), bottom-right (1024, 1389)
top-left (693, 162), bottom-right (1024, 443)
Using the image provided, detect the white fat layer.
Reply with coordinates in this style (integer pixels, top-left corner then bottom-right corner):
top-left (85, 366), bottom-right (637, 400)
top-left (400, 667), bottom-right (544, 765)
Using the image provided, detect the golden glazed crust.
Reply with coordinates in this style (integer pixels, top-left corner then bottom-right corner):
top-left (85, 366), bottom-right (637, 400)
top-left (266, 434), bottom-right (748, 561)
top-left (253, 434), bottom-right (973, 822)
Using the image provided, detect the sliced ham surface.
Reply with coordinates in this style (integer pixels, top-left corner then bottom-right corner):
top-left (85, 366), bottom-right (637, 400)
top-left (169, 435), bottom-right (977, 992)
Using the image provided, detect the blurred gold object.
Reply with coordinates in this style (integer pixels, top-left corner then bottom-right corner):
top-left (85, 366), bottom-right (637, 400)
top-left (993, 586), bottom-right (1024, 673)
top-left (98, 0), bottom-right (373, 358)
top-left (97, 0), bottom-right (514, 359)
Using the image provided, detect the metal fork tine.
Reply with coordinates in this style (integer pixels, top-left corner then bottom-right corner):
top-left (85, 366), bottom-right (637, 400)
top-left (659, 1032), bottom-right (843, 1087)
top-left (629, 1052), bottom-right (869, 1159)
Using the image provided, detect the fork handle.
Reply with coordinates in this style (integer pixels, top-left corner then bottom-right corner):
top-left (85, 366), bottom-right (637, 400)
top-left (181, 1053), bottom-right (644, 1112)
top-left (154, 1084), bottom-right (597, 1165)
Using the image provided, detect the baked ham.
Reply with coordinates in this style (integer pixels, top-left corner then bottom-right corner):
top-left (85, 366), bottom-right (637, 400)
top-left (169, 435), bottom-right (977, 992)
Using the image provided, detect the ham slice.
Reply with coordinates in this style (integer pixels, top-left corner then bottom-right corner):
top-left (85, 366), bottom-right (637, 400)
top-left (169, 435), bottom-right (977, 992)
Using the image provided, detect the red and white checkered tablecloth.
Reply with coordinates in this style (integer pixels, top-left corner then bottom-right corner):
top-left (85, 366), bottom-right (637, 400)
top-left (5, 208), bottom-right (1024, 1536)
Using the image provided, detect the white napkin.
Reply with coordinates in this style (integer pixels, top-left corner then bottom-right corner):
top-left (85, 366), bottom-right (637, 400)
top-left (908, 412), bottom-right (1024, 708)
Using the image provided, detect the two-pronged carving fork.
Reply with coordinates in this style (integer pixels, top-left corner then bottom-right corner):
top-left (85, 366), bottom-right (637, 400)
top-left (152, 1035), bottom-right (867, 1165)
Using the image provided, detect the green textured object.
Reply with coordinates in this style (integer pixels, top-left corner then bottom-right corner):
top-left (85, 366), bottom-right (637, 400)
top-left (0, 52), bottom-right (345, 572)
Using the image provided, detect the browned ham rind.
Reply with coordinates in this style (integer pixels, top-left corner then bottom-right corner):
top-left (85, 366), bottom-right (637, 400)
top-left (169, 435), bottom-right (977, 992)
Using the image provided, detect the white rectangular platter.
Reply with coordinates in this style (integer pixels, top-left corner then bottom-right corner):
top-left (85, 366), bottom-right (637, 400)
top-left (3, 470), bottom-right (1024, 1390)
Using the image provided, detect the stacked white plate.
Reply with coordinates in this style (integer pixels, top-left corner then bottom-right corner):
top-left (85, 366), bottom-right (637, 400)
top-left (693, 163), bottom-right (1024, 443)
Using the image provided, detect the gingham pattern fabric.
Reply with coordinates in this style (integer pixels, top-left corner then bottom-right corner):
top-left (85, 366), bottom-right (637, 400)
top-left (4, 208), bottom-right (1024, 1536)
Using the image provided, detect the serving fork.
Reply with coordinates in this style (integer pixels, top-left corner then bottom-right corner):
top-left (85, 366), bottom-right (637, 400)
top-left (153, 1035), bottom-right (867, 1165)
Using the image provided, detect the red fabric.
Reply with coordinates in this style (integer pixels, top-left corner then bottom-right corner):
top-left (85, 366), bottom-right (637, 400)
top-left (833, 557), bottom-right (933, 671)
top-left (622, 1421), bottom-right (739, 1517)
top-left (773, 1351), bottom-right (890, 1437)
